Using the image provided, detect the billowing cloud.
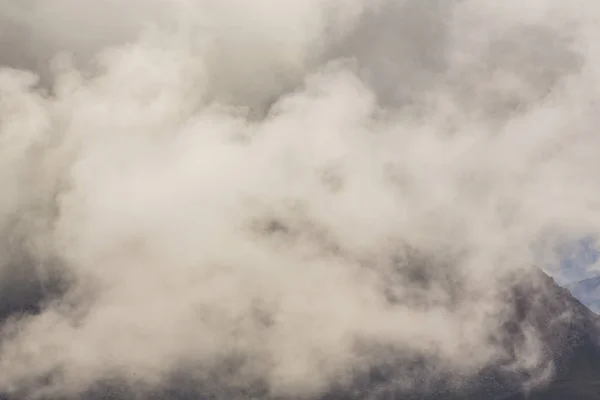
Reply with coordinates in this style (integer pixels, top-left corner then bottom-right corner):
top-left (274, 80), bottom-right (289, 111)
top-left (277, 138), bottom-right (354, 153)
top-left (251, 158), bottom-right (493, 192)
top-left (0, 0), bottom-right (600, 398)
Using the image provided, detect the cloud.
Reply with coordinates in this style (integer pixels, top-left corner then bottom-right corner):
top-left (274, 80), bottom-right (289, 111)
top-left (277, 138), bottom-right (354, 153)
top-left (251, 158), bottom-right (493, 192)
top-left (0, 0), bottom-right (600, 398)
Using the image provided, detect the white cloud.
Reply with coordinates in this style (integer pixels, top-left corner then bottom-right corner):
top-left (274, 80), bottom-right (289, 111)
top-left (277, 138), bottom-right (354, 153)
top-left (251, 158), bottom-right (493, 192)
top-left (0, 0), bottom-right (600, 397)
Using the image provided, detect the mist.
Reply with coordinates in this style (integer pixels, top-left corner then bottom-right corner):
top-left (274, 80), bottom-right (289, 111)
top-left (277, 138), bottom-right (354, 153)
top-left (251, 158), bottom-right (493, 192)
top-left (1, 0), bottom-right (600, 398)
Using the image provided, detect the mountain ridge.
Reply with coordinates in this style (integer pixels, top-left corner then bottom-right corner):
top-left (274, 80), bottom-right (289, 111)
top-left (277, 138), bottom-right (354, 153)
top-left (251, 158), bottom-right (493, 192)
top-left (0, 267), bottom-right (596, 400)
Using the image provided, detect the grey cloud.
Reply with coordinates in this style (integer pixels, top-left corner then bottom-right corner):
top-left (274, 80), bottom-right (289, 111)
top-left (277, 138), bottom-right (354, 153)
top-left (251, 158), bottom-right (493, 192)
top-left (0, 0), bottom-right (599, 398)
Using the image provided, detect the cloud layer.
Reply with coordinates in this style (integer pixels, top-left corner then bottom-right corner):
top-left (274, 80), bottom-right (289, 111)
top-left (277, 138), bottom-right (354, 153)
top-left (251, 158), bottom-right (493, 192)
top-left (1, 0), bottom-right (600, 398)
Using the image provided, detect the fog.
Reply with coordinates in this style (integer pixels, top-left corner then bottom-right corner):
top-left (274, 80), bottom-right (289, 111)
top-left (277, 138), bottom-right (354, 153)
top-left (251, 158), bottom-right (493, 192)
top-left (0, 0), bottom-right (600, 398)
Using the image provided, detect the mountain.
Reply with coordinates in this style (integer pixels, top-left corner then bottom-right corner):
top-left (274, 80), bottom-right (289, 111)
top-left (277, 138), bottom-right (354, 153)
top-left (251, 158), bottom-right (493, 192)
top-left (98, 269), bottom-right (600, 400)
top-left (483, 272), bottom-right (600, 400)
top-left (0, 265), bottom-right (599, 400)
top-left (344, 270), bottom-right (600, 400)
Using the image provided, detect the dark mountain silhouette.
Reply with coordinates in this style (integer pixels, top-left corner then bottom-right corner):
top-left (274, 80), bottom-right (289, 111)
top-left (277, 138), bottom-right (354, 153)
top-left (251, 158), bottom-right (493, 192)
top-left (322, 269), bottom-right (600, 400)
top-left (0, 264), bottom-right (599, 400)
top-left (465, 271), bottom-right (600, 400)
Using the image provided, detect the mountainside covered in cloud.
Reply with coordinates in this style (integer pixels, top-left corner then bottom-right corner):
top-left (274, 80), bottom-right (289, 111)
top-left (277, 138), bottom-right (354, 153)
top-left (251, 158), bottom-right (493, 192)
top-left (2, 0), bottom-right (600, 399)
top-left (0, 264), bottom-right (599, 399)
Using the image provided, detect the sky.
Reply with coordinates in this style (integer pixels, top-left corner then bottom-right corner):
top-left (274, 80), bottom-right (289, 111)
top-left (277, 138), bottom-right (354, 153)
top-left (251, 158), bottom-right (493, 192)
top-left (557, 237), bottom-right (600, 284)
top-left (539, 236), bottom-right (600, 286)
top-left (1, 0), bottom-right (600, 398)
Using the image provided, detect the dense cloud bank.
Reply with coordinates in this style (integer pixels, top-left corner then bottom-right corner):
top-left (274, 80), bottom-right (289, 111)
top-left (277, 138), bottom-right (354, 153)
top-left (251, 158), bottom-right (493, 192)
top-left (1, 0), bottom-right (600, 398)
